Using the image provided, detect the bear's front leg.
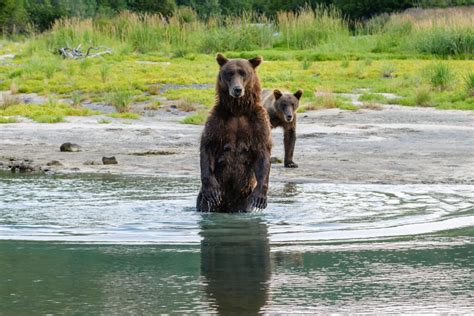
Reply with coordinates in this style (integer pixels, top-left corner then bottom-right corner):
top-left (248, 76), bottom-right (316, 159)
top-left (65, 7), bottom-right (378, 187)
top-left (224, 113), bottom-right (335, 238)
top-left (200, 148), bottom-right (221, 207)
top-left (249, 151), bottom-right (271, 210)
top-left (284, 127), bottom-right (298, 168)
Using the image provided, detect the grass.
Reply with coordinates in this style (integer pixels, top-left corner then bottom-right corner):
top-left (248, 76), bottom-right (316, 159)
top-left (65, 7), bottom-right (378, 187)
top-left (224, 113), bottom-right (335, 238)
top-left (0, 117), bottom-right (17, 123)
top-left (107, 112), bottom-right (139, 119)
top-left (359, 93), bottom-right (389, 103)
top-left (415, 86), bottom-right (433, 106)
top-left (428, 63), bottom-right (454, 91)
top-left (300, 91), bottom-right (355, 111)
top-left (0, 101), bottom-right (98, 123)
top-left (464, 73), bottom-right (474, 96)
top-left (107, 90), bottom-right (133, 113)
top-left (162, 88), bottom-right (214, 107)
top-left (182, 111), bottom-right (208, 125)
top-left (0, 6), bottom-right (472, 120)
top-left (98, 118), bottom-right (111, 124)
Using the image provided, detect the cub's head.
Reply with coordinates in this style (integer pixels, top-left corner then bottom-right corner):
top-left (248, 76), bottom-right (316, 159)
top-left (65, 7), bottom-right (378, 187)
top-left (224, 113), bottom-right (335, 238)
top-left (273, 89), bottom-right (303, 123)
top-left (216, 53), bottom-right (262, 98)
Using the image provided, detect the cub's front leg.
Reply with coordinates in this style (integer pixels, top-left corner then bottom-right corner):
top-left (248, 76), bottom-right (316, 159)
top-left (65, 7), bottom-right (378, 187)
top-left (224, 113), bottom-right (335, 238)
top-left (283, 127), bottom-right (298, 168)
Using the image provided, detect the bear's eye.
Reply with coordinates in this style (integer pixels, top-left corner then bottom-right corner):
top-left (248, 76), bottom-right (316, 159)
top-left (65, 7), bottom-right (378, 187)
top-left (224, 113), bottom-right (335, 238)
top-left (238, 70), bottom-right (247, 77)
top-left (224, 71), bottom-right (234, 79)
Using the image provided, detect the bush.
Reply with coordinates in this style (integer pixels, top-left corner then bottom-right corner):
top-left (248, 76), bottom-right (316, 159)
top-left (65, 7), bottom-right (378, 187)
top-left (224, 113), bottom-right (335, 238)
top-left (107, 90), bottom-right (133, 113)
top-left (428, 63), bottom-right (454, 91)
top-left (464, 72), bottom-right (474, 96)
top-left (415, 86), bottom-right (433, 106)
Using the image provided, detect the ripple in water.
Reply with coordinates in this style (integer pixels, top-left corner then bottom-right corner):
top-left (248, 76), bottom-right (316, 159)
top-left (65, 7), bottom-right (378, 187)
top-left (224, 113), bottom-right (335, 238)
top-left (0, 173), bottom-right (472, 243)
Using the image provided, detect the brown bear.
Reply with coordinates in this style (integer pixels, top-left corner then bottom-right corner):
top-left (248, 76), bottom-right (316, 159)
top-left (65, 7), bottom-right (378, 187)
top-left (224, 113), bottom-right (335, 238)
top-left (262, 89), bottom-right (303, 168)
top-left (196, 53), bottom-right (272, 212)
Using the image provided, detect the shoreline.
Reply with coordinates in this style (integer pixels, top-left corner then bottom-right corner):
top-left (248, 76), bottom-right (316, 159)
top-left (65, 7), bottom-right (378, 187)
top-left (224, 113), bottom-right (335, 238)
top-left (1, 105), bottom-right (473, 185)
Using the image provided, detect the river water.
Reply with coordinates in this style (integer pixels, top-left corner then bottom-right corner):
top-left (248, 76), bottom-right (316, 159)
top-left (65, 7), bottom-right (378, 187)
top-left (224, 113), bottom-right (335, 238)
top-left (0, 173), bottom-right (472, 313)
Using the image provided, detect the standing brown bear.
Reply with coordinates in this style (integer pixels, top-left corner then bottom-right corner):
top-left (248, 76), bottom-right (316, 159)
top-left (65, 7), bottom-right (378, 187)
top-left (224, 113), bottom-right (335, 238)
top-left (196, 53), bottom-right (272, 212)
top-left (262, 89), bottom-right (303, 168)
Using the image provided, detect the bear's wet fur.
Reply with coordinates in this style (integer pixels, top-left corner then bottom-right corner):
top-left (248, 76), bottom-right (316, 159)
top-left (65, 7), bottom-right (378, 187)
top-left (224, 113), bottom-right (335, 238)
top-left (262, 89), bottom-right (303, 168)
top-left (196, 53), bottom-right (272, 212)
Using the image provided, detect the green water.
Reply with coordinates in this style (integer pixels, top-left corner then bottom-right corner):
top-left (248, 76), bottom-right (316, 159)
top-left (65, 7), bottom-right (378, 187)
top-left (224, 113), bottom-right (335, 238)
top-left (0, 173), bottom-right (473, 313)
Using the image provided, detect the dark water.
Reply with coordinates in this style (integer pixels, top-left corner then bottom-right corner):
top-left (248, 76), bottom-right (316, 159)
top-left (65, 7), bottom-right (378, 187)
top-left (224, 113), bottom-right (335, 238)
top-left (0, 173), bottom-right (473, 313)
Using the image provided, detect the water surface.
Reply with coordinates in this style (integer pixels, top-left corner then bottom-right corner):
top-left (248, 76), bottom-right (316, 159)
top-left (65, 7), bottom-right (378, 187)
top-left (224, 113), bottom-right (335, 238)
top-left (0, 173), bottom-right (472, 313)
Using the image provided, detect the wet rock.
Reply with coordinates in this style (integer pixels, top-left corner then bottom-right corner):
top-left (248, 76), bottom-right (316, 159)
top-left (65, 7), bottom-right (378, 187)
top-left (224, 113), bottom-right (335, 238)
top-left (270, 157), bottom-right (282, 164)
top-left (60, 142), bottom-right (81, 152)
top-left (8, 160), bottom-right (42, 173)
top-left (102, 156), bottom-right (118, 165)
top-left (83, 160), bottom-right (101, 165)
top-left (47, 160), bottom-right (63, 166)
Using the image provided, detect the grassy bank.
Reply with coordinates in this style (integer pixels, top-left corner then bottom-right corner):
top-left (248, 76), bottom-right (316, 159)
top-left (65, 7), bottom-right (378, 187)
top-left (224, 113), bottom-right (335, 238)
top-left (0, 6), bottom-right (473, 124)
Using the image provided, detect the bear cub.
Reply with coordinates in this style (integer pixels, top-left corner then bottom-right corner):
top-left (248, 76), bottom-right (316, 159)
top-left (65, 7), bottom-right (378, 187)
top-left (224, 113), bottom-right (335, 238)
top-left (196, 53), bottom-right (272, 212)
top-left (262, 89), bottom-right (303, 168)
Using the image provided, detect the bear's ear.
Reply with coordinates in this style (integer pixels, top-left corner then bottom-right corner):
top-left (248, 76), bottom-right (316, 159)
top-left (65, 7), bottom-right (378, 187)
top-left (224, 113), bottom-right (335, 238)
top-left (248, 56), bottom-right (262, 68)
top-left (273, 89), bottom-right (283, 100)
top-left (294, 89), bottom-right (303, 100)
top-left (216, 53), bottom-right (228, 67)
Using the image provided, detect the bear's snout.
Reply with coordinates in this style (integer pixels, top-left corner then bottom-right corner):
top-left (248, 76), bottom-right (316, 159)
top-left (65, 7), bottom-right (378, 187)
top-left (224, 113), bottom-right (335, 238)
top-left (285, 114), bottom-right (293, 122)
top-left (230, 86), bottom-right (244, 98)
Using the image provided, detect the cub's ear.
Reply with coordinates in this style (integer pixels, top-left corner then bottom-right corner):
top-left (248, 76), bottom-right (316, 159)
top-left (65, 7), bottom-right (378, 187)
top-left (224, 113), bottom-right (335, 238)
top-left (273, 89), bottom-right (283, 100)
top-left (216, 53), bottom-right (228, 67)
top-left (248, 56), bottom-right (262, 68)
top-left (294, 89), bottom-right (303, 100)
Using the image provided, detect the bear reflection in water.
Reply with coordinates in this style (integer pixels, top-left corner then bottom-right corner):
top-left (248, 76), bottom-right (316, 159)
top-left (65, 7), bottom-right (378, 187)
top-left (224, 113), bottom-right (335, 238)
top-left (200, 215), bottom-right (270, 314)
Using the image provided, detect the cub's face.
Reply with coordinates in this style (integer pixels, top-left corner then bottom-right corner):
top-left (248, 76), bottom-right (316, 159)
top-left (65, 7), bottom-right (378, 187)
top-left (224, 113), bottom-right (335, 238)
top-left (217, 53), bottom-right (262, 98)
top-left (274, 89), bottom-right (303, 123)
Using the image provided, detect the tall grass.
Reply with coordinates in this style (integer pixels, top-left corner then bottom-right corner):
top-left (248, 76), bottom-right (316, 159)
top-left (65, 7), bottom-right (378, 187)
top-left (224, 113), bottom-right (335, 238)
top-left (24, 5), bottom-right (474, 57)
top-left (371, 6), bottom-right (474, 55)
top-left (277, 5), bottom-right (349, 50)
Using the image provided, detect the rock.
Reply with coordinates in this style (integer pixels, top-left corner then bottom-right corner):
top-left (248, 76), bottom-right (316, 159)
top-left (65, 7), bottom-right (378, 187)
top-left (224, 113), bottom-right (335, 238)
top-left (46, 160), bottom-right (63, 166)
top-left (8, 160), bottom-right (42, 173)
top-left (102, 156), bottom-right (118, 165)
top-left (60, 142), bottom-right (81, 152)
top-left (83, 160), bottom-right (100, 165)
top-left (270, 157), bottom-right (282, 164)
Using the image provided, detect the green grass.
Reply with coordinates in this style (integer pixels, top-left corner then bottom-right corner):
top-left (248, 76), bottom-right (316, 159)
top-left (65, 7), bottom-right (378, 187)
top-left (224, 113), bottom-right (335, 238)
top-left (359, 93), bottom-right (389, 103)
top-left (107, 90), bottom-right (134, 113)
top-left (107, 112), bottom-right (140, 119)
top-left (0, 117), bottom-right (17, 123)
top-left (162, 88), bottom-right (214, 107)
top-left (428, 63), bottom-right (454, 91)
top-left (182, 111), bottom-right (208, 125)
top-left (98, 118), bottom-right (111, 124)
top-left (0, 6), bottom-right (473, 117)
top-left (0, 101), bottom-right (99, 123)
top-left (464, 73), bottom-right (474, 96)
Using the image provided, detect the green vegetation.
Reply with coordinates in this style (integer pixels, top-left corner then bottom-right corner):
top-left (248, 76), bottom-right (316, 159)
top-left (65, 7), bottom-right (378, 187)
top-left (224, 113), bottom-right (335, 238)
top-left (0, 117), bottom-right (17, 123)
top-left (428, 63), bottom-right (454, 91)
top-left (464, 73), bottom-right (474, 96)
top-left (0, 5), bottom-right (472, 125)
top-left (182, 111), bottom-right (208, 125)
top-left (107, 112), bottom-right (140, 119)
top-left (107, 90), bottom-right (133, 113)
top-left (359, 93), bottom-right (389, 103)
top-left (0, 101), bottom-right (98, 123)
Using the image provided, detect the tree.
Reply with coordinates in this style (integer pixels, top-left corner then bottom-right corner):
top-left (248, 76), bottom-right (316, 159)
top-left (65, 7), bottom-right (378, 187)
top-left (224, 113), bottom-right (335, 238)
top-left (127, 0), bottom-right (177, 15)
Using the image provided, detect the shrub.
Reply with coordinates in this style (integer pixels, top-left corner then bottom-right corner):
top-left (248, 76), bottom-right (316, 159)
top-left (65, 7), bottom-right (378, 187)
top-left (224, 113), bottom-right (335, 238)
top-left (380, 63), bottom-right (396, 78)
top-left (107, 90), bottom-right (133, 113)
top-left (464, 73), bottom-right (474, 96)
top-left (429, 63), bottom-right (454, 91)
top-left (415, 86), bottom-right (433, 106)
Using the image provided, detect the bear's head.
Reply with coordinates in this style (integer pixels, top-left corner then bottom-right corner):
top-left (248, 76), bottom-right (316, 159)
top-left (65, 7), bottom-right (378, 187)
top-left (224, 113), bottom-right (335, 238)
top-left (273, 89), bottom-right (303, 123)
top-left (216, 53), bottom-right (262, 99)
